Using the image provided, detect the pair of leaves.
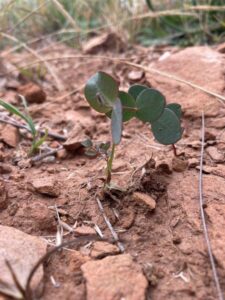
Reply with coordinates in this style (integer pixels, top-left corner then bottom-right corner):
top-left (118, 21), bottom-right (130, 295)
top-left (127, 84), bottom-right (183, 145)
top-left (84, 72), bottom-right (183, 146)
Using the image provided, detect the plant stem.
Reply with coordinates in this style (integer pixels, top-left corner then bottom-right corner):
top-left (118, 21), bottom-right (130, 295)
top-left (122, 106), bottom-right (138, 112)
top-left (172, 144), bottom-right (178, 156)
top-left (106, 143), bottom-right (116, 185)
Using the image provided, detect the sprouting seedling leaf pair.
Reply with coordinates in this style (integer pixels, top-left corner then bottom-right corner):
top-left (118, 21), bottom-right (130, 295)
top-left (84, 71), bottom-right (183, 186)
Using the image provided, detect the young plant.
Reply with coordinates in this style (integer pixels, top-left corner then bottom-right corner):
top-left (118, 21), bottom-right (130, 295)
top-left (84, 71), bottom-right (183, 186)
top-left (0, 98), bottom-right (47, 155)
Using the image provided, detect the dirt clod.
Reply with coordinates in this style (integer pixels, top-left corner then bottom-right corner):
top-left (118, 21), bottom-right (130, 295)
top-left (133, 192), bottom-right (156, 211)
top-left (206, 146), bottom-right (224, 163)
top-left (0, 225), bottom-right (47, 298)
top-left (0, 124), bottom-right (20, 148)
top-left (75, 225), bottom-right (96, 236)
top-left (28, 177), bottom-right (60, 197)
top-left (81, 254), bottom-right (148, 300)
top-left (172, 156), bottom-right (188, 172)
top-left (0, 162), bottom-right (12, 174)
top-left (0, 180), bottom-right (7, 210)
top-left (63, 122), bottom-right (88, 152)
top-left (18, 82), bottom-right (46, 104)
top-left (90, 241), bottom-right (120, 259)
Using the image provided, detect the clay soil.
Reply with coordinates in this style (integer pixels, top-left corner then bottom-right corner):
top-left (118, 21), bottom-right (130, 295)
top-left (1, 40), bottom-right (225, 300)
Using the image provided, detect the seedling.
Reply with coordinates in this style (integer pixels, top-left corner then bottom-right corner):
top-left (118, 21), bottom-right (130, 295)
top-left (0, 98), bottom-right (47, 155)
top-left (84, 71), bottom-right (183, 187)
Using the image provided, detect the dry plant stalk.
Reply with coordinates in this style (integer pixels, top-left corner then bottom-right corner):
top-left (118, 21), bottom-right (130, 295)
top-left (0, 32), bottom-right (64, 91)
top-left (199, 112), bottom-right (224, 300)
top-left (15, 54), bottom-right (225, 103)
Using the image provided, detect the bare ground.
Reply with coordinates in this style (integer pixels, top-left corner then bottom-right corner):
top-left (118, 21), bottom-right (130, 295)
top-left (0, 40), bottom-right (225, 300)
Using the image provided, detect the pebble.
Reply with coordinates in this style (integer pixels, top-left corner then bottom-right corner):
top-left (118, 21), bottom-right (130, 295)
top-left (132, 192), bottom-right (156, 211)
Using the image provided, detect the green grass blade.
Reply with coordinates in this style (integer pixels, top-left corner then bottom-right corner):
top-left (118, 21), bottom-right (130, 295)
top-left (0, 99), bottom-right (36, 137)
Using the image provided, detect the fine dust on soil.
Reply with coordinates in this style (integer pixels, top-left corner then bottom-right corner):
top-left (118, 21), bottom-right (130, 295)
top-left (0, 39), bottom-right (225, 300)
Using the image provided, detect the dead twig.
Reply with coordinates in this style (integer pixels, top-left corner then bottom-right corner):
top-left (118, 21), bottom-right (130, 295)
top-left (0, 114), bottom-right (66, 141)
top-left (199, 112), bottom-right (224, 300)
top-left (96, 197), bottom-right (124, 252)
top-left (31, 146), bottom-right (63, 163)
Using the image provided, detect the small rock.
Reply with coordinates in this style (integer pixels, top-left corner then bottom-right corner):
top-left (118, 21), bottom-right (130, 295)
top-left (208, 117), bottom-right (225, 129)
top-left (172, 156), bottom-right (188, 172)
top-left (63, 123), bottom-right (88, 151)
top-left (128, 70), bottom-right (144, 82)
top-left (112, 160), bottom-right (127, 172)
top-left (205, 129), bottom-right (216, 141)
top-left (81, 254), bottom-right (148, 300)
top-left (28, 177), bottom-right (60, 197)
top-left (75, 225), bottom-right (96, 236)
top-left (188, 158), bottom-right (199, 168)
top-left (90, 241), bottom-right (120, 259)
top-left (18, 82), bottom-right (46, 104)
top-left (0, 162), bottom-right (12, 174)
top-left (0, 225), bottom-right (47, 299)
top-left (206, 146), bottom-right (224, 163)
top-left (5, 79), bottom-right (20, 90)
top-left (133, 192), bottom-right (156, 211)
top-left (196, 165), bottom-right (213, 174)
top-left (83, 32), bottom-right (125, 54)
top-left (1, 124), bottom-right (20, 148)
top-left (0, 180), bottom-right (8, 210)
top-left (56, 148), bottom-right (67, 159)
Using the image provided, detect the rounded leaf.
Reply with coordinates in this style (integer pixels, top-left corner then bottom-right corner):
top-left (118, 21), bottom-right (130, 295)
top-left (151, 108), bottom-right (182, 145)
top-left (166, 103), bottom-right (182, 119)
top-left (128, 84), bottom-right (148, 100)
top-left (136, 88), bottom-right (165, 123)
top-left (84, 72), bottom-right (119, 113)
top-left (119, 91), bottom-right (136, 122)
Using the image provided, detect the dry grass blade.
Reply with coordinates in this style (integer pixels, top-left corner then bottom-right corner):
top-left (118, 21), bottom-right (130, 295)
top-left (7, 0), bottom-right (50, 33)
top-left (199, 112), bottom-right (224, 300)
top-left (96, 197), bottom-right (124, 252)
top-left (0, 32), bottom-right (64, 91)
top-left (186, 5), bottom-right (225, 11)
top-left (5, 260), bottom-right (25, 299)
top-left (16, 54), bottom-right (225, 103)
top-left (51, 0), bottom-right (80, 31)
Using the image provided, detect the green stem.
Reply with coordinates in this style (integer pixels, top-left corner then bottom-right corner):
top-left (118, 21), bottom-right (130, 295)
top-left (106, 143), bottom-right (116, 185)
top-left (122, 106), bottom-right (138, 112)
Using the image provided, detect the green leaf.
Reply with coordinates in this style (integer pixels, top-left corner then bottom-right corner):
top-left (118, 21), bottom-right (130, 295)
top-left (111, 98), bottom-right (122, 145)
top-left (119, 91), bottom-right (136, 122)
top-left (106, 91), bottom-right (136, 122)
top-left (166, 103), bottom-right (182, 119)
top-left (136, 88), bottom-right (165, 123)
top-left (151, 108), bottom-right (182, 145)
top-left (81, 138), bottom-right (93, 148)
top-left (84, 72), bottom-right (119, 113)
top-left (84, 149), bottom-right (98, 157)
top-left (99, 141), bottom-right (111, 151)
top-left (128, 84), bottom-right (148, 100)
top-left (0, 98), bottom-right (36, 137)
top-left (30, 129), bottom-right (48, 154)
